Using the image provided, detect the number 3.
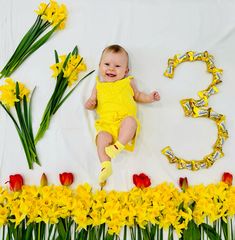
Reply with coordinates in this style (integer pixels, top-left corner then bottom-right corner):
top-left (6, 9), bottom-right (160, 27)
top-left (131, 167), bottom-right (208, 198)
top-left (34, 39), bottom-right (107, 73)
top-left (162, 51), bottom-right (228, 171)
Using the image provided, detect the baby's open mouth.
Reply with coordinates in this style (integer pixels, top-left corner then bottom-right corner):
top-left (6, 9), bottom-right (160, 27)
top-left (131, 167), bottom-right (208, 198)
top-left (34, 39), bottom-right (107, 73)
top-left (106, 73), bottom-right (116, 77)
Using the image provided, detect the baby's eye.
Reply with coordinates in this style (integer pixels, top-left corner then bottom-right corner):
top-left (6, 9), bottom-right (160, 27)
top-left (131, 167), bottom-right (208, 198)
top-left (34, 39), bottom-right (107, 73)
top-left (104, 63), bottom-right (110, 66)
top-left (115, 65), bottom-right (121, 68)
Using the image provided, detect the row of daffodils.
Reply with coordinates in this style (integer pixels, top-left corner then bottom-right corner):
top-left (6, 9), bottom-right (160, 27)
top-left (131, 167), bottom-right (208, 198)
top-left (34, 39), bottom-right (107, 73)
top-left (0, 172), bottom-right (234, 240)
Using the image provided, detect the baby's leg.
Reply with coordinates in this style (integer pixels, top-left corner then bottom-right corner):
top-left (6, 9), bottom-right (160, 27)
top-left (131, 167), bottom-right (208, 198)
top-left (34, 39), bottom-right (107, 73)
top-left (118, 116), bottom-right (137, 145)
top-left (105, 116), bottom-right (137, 158)
top-left (96, 131), bottom-right (113, 183)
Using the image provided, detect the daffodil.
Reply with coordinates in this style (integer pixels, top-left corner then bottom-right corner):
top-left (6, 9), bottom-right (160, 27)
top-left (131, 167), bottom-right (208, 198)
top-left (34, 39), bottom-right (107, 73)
top-left (35, 46), bottom-right (94, 143)
top-left (0, 182), bottom-right (235, 239)
top-left (0, 0), bottom-right (67, 79)
top-left (0, 79), bottom-right (39, 169)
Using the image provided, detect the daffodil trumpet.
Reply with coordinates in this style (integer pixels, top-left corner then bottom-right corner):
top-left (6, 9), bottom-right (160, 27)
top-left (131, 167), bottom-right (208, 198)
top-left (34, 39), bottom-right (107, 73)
top-left (35, 46), bottom-right (94, 143)
top-left (0, 79), bottom-right (40, 169)
top-left (0, 0), bottom-right (67, 79)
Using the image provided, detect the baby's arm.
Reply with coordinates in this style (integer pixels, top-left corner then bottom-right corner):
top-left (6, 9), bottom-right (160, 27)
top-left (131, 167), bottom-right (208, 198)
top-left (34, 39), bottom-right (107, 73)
top-left (85, 84), bottom-right (97, 110)
top-left (130, 79), bottom-right (160, 103)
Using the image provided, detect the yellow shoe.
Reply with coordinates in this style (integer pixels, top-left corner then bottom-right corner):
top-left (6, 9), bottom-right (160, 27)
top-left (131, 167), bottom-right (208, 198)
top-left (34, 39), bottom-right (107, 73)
top-left (99, 161), bottom-right (112, 183)
top-left (105, 141), bottom-right (125, 159)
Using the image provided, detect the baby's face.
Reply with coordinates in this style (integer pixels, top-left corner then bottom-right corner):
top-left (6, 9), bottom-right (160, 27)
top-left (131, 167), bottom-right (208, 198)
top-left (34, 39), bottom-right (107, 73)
top-left (99, 51), bottom-right (129, 82)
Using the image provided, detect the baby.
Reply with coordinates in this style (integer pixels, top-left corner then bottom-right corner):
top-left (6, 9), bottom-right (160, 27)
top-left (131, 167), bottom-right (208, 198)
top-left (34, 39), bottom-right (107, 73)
top-left (85, 44), bottom-right (160, 185)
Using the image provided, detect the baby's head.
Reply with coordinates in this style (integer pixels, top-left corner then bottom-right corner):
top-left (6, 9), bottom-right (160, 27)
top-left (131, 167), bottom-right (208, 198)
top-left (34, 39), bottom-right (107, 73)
top-left (99, 44), bottom-right (129, 82)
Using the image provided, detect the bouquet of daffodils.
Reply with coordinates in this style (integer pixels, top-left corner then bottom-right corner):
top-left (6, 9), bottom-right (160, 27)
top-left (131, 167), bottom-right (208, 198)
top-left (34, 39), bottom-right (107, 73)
top-left (35, 46), bottom-right (94, 143)
top-left (0, 0), bottom-right (67, 79)
top-left (0, 78), bottom-right (39, 169)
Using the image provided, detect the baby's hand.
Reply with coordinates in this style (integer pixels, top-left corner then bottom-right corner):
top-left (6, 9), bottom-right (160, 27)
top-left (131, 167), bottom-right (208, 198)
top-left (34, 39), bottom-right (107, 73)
top-left (85, 98), bottom-right (97, 110)
top-left (150, 91), bottom-right (160, 102)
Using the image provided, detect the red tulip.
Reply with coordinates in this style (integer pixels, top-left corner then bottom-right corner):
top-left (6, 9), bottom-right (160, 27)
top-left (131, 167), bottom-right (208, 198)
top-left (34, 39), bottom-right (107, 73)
top-left (222, 172), bottom-right (233, 186)
top-left (59, 172), bottom-right (74, 186)
top-left (40, 173), bottom-right (48, 186)
top-left (6, 174), bottom-right (24, 191)
top-left (179, 177), bottom-right (188, 191)
top-left (133, 173), bottom-right (151, 188)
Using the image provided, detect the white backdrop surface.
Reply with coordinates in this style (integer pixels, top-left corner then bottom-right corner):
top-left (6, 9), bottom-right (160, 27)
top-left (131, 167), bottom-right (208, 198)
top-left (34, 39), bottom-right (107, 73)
top-left (0, 0), bottom-right (235, 191)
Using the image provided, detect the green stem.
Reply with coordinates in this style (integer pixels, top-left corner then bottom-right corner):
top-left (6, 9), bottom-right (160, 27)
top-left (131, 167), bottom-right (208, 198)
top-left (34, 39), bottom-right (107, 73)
top-left (228, 216), bottom-right (231, 240)
top-left (2, 225), bottom-right (5, 240)
top-left (2, 17), bottom-right (44, 77)
top-left (0, 16), bottom-right (42, 75)
top-left (5, 22), bottom-right (52, 76)
top-left (130, 226), bottom-right (135, 240)
top-left (231, 218), bottom-right (233, 240)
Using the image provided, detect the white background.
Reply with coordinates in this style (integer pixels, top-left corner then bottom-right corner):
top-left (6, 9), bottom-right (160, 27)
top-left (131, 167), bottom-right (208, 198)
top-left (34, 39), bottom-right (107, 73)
top-left (0, 0), bottom-right (235, 191)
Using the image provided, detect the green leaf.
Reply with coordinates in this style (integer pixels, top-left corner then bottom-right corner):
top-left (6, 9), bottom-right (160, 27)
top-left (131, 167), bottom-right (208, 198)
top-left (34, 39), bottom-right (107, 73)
top-left (201, 223), bottom-right (221, 240)
top-left (53, 70), bottom-right (95, 114)
top-left (0, 102), bottom-right (20, 132)
top-left (25, 223), bottom-right (34, 240)
top-left (7, 23), bottom-right (55, 76)
top-left (150, 224), bottom-right (157, 239)
top-left (123, 225), bottom-right (127, 240)
top-left (55, 49), bottom-right (59, 63)
top-left (130, 226), bottom-right (136, 240)
top-left (142, 229), bottom-right (150, 240)
top-left (48, 224), bottom-right (56, 239)
top-left (2, 18), bottom-right (46, 77)
top-left (72, 46), bottom-right (79, 56)
top-left (15, 83), bottom-right (39, 167)
top-left (64, 218), bottom-right (73, 240)
top-left (160, 227), bottom-right (163, 240)
top-left (105, 233), bottom-right (115, 240)
top-left (168, 225), bottom-right (174, 240)
top-left (62, 52), bottom-right (71, 69)
top-left (28, 87), bottom-right (36, 140)
top-left (78, 228), bottom-right (89, 240)
top-left (137, 225), bottom-right (142, 240)
top-left (183, 220), bottom-right (201, 240)
top-left (0, 99), bottom-right (33, 169)
top-left (23, 95), bottom-right (29, 128)
top-left (0, 16), bottom-right (42, 78)
top-left (25, 22), bottom-right (56, 55)
top-left (57, 218), bottom-right (67, 239)
top-left (221, 219), bottom-right (228, 240)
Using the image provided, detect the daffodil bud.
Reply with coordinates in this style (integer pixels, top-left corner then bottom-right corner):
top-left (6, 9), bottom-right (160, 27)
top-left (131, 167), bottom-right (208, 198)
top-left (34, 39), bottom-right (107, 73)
top-left (40, 173), bottom-right (48, 186)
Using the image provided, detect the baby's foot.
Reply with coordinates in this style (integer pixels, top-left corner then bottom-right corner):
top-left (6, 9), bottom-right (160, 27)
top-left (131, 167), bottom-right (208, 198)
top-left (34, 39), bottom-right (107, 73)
top-left (105, 141), bottom-right (125, 159)
top-left (99, 161), bottom-right (112, 183)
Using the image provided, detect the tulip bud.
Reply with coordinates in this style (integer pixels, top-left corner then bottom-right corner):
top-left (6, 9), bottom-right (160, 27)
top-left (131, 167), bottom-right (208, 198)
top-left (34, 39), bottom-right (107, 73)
top-left (222, 172), bottom-right (233, 186)
top-left (59, 172), bottom-right (74, 186)
top-left (6, 174), bottom-right (24, 191)
top-left (179, 177), bottom-right (188, 191)
top-left (40, 173), bottom-right (48, 186)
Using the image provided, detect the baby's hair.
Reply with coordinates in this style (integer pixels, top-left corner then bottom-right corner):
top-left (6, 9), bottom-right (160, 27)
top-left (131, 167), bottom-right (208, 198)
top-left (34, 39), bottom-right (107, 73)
top-left (101, 44), bottom-right (129, 66)
top-left (103, 44), bottom-right (128, 55)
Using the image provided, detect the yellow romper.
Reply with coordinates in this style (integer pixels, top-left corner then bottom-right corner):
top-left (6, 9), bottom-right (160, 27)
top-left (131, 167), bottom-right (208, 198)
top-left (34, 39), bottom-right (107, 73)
top-left (95, 76), bottom-right (140, 151)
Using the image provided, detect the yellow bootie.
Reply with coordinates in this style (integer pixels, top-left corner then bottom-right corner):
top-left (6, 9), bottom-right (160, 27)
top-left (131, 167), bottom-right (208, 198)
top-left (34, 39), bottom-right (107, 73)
top-left (105, 141), bottom-right (125, 159)
top-left (99, 161), bottom-right (112, 184)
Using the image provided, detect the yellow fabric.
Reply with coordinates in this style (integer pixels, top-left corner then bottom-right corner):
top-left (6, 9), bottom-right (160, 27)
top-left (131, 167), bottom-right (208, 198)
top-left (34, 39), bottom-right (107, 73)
top-left (95, 76), bottom-right (140, 151)
top-left (105, 140), bottom-right (125, 159)
top-left (99, 161), bottom-right (112, 183)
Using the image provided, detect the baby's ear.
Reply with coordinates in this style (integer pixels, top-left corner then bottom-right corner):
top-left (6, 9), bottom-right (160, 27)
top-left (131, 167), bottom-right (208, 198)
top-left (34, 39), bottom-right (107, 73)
top-left (125, 67), bottom-right (129, 75)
